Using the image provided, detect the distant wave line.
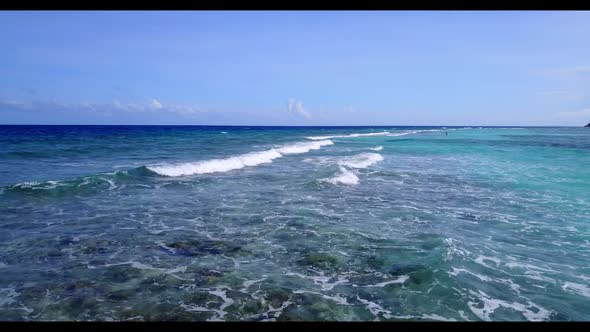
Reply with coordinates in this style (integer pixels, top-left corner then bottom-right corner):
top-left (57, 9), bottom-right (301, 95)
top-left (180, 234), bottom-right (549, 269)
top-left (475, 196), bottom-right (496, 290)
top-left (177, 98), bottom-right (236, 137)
top-left (305, 129), bottom-right (445, 140)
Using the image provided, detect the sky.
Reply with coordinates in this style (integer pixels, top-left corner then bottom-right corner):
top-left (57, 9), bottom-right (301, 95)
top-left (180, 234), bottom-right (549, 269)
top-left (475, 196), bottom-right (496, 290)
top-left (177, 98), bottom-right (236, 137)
top-left (1, 11), bottom-right (590, 126)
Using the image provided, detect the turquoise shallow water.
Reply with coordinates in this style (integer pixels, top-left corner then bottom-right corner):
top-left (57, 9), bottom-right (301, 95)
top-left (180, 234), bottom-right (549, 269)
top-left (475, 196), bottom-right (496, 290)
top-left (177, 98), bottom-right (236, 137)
top-left (0, 125), bottom-right (589, 321)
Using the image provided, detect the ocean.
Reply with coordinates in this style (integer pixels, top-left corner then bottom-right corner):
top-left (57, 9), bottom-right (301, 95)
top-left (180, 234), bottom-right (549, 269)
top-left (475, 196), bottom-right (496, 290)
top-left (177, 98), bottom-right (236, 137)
top-left (0, 125), bottom-right (589, 321)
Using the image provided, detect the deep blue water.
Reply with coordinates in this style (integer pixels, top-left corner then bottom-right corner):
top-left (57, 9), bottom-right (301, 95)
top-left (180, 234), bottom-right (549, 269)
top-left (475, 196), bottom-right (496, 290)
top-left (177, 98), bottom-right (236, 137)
top-left (0, 125), bottom-right (589, 321)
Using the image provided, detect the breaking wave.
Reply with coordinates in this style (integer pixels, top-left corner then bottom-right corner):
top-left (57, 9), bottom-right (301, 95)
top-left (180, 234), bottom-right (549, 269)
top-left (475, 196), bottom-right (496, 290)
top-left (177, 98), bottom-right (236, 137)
top-left (321, 166), bottom-right (359, 186)
top-left (338, 153), bottom-right (384, 169)
top-left (320, 152), bottom-right (384, 186)
top-left (147, 140), bottom-right (334, 177)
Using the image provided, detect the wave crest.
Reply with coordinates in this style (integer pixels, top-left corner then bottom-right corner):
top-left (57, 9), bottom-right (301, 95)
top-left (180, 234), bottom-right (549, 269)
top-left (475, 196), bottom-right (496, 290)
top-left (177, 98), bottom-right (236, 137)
top-left (321, 166), bottom-right (359, 186)
top-left (147, 140), bottom-right (334, 177)
top-left (320, 152), bottom-right (384, 186)
top-left (305, 129), bottom-right (442, 140)
top-left (339, 153), bottom-right (384, 169)
top-left (306, 131), bottom-right (390, 140)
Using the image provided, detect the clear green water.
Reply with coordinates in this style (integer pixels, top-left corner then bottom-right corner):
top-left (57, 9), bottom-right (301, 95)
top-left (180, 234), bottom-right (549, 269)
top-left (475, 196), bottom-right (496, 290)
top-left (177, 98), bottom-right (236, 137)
top-left (0, 125), bottom-right (589, 321)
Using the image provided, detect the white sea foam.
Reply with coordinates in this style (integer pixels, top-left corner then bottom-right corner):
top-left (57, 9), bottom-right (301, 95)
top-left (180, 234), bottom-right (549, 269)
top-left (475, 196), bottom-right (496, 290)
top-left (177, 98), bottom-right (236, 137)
top-left (306, 131), bottom-right (390, 140)
top-left (321, 166), bottom-right (359, 186)
top-left (467, 290), bottom-right (551, 321)
top-left (88, 260), bottom-right (189, 280)
top-left (562, 282), bottom-right (590, 298)
top-left (356, 296), bottom-right (393, 319)
top-left (241, 277), bottom-right (267, 290)
top-left (449, 267), bottom-right (492, 282)
top-left (208, 288), bottom-right (235, 321)
top-left (260, 300), bottom-right (293, 321)
top-left (364, 275), bottom-right (410, 287)
top-left (339, 153), bottom-right (384, 169)
top-left (180, 287), bottom-right (235, 321)
top-left (319, 152), bottom-right (384, 186)
top-left (474, 255), bottom-right (501, 269)
top-left (421, 314), bottom-right (457, 321)
top-left (147, 140), bottom-right (333, 177)
top-left (9, 180), bottom-right (73, 191)
top-left (12, 181), bottom-right (41, 188)
top-left (274, 141), bottom-right (333, 154)
top-left (0, 287), bottom-right (20, 306)
top-left (285, 272), bottom-right (350, 291)
top-left (369, 146), bottom-right (383, 151)
top-left (292, 290), bottom-right (352, 306)
top-left (305, 129), bottom-right (442, 140)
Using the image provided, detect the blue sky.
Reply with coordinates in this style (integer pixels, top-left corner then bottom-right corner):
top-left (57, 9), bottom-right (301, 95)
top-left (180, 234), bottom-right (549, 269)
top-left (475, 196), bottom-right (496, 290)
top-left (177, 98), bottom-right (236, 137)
top-left (1, 11), bottom-right (590, 126)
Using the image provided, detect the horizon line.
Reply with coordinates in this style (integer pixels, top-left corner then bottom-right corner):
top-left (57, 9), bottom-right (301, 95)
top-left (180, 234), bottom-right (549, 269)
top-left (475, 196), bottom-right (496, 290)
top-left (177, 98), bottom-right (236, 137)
top-left (0, 124), bottom-right (584, 128)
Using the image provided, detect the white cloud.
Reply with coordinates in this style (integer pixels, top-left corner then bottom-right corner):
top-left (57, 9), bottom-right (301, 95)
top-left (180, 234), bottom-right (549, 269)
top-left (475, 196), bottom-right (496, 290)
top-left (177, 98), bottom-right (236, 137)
top-left (112, 100), bottom-right (125, 110)
top-left (82, 102), bottom-right (97, 112)
top-left (150, 99), bottom-right (163, 109)
top-left (2, 97), bottom-right (201, 117)
top-left (287, 98), bottom-right (311, 119)
top-left (295, 101), bottom-right (311, 119)
top-left (109, 99), bottom-right (199, 114)
top-left (0, 99), bottom-right (32, 109)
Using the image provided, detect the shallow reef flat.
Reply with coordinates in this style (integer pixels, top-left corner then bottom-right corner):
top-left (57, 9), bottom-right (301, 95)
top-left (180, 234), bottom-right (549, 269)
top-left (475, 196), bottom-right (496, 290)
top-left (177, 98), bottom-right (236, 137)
top-left (0, 126), bottom-right (589, 321)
